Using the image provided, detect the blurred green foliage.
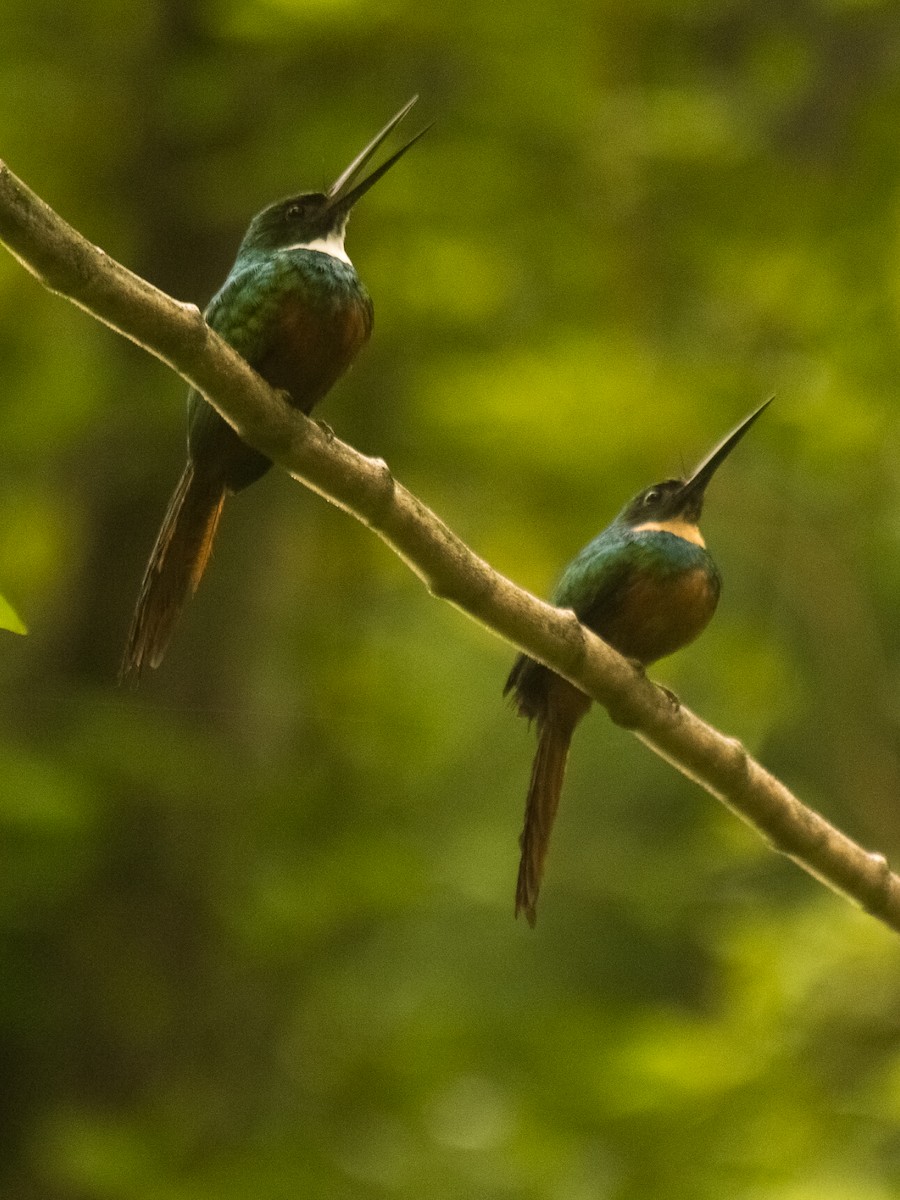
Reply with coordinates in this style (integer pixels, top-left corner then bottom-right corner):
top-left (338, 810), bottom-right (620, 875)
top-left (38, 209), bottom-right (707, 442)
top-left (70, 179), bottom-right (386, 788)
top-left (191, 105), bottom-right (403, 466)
top-left (3, 1), bottom-right (900, 1197)
top-left (0, 593), bottom-right (26, 634)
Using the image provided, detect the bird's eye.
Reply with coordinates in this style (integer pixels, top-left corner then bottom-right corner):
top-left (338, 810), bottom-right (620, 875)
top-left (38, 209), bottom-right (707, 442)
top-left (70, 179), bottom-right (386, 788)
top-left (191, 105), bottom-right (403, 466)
top-left (285, 199), bottom-right (314, 220)
top-left (643, 489), bottom-right (660, 506)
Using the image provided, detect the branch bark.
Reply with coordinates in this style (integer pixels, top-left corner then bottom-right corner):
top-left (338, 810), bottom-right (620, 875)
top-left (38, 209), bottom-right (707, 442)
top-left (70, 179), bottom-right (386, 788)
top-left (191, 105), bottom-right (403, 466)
top-left (2, 157), bottom-right (898, 932)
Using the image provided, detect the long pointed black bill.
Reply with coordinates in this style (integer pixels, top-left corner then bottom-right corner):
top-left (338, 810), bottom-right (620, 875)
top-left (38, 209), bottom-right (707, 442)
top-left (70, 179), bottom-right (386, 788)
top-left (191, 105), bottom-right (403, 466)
top-left (326, 96), bottom-right (429, 216)
top-left (680, 396), bottom-right (773, 501)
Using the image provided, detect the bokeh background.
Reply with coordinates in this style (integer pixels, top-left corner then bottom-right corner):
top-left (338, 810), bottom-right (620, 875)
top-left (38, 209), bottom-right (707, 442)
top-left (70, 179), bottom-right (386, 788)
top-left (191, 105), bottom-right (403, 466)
top-left (4, 1), bottom-right (900, 1197)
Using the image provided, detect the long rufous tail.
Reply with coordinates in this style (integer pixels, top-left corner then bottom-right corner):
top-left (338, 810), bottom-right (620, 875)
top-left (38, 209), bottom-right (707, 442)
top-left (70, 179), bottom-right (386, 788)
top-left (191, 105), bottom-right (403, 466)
top-left (120, 463), bottom-right (227, 682)
top-left (515, 712), bottom-right (578, 926)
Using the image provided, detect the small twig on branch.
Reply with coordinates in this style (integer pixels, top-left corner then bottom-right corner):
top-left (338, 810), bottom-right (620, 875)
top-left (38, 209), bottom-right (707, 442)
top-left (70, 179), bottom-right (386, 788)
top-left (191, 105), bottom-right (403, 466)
top-left (1, 157), bottom-right (898, 932)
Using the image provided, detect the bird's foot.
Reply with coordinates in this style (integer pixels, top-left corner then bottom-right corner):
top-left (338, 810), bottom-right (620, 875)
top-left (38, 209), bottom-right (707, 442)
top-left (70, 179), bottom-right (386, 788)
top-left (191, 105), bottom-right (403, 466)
top-left (625, 658), bottom-right (679, 709)
top-left (657, 684), bottom-right (681, 711)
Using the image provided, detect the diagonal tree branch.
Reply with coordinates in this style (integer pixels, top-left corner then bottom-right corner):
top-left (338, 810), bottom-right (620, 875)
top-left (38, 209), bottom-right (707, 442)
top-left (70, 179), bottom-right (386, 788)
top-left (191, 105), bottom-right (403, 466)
top-left (2, 157), bottom-right (898, 932)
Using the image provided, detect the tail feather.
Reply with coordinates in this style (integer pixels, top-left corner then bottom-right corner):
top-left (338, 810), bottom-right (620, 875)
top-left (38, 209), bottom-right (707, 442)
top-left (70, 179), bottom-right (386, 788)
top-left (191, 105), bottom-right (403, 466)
top-left (511, 670), bottom-right (591, 926)
top-left (515, 715), bottom-right (577, 926)
top-left (120, 463), bottom-right (227, 682)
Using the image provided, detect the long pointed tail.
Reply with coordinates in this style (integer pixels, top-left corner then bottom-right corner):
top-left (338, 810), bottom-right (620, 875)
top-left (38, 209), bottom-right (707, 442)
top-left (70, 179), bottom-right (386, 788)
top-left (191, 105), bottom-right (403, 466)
top-left (515, 714), bottom-right (578, 926)
top-left (120, 463), bottom-right (227, 682)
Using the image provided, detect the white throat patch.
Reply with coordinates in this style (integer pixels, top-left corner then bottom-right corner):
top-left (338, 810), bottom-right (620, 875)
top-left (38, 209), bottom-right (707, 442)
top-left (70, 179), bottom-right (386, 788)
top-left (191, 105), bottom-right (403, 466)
top-left (632, 518), bottom-right (706, 547)
top-left (283, 231), bottom-right (352, 265)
